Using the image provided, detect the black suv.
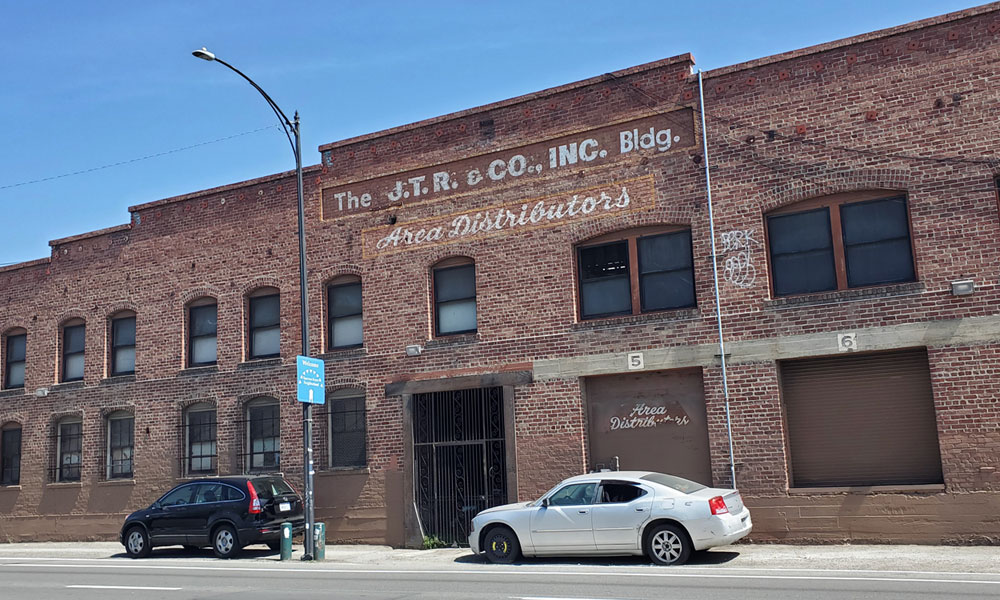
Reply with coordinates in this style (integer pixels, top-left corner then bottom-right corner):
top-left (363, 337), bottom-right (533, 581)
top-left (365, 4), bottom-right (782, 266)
top-left (120, 476), bottom-right (304, 558)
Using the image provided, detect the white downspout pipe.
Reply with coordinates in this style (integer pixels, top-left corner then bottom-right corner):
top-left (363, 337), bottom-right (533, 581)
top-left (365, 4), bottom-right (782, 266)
top-left (698, 69), bottom-right (738, 489)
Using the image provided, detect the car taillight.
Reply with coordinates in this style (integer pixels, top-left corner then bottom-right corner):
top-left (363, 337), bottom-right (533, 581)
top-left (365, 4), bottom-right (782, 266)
top-left (247, 481), bottom-right (262, 514)
top-left (709, 495), bottom-right (729, 515)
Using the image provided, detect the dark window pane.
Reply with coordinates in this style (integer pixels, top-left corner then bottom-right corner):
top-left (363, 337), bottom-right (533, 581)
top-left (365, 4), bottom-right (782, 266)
top-left (434, 265), bottom-right (475, 302)
top-left (768, 209), bottom-right (837, 296)
top-left (640, 271), bottom-right (696, 310)
top-left (637, 231), bottom-right (695, 311)
top-left (548, 483), bottom-right (596, 506)
top-left (330, 396), bottom-right (366, 468)
top-left (112, 317), bottom-right (136, 346)
top-left (64, 325), bottom-right (85, 354)
top-left (1, 427), bottom-right (21, 485)
top-left (841, 198), bottom-right (915, 287)
top-left (581, 278), bottom-right (631, 318)
top-left (599, 483), bottom-right (647, 503)
top-left (579, 242), bottom-right (628, 280)
top-left (249, 403), bottom-right (280, 471)
top-left (59, 422), bottom-right (82, 482)
top-left (187, 409), bottom-right (217, 474)
top-left (109, 417), bottom-right (134, 478)
top-left (329, 283), bottom-right (362, 318)
top-left (190, 305), bottom-right (218, 336)
top-left (250, 295), bottom-right (280, 328)
top-left (638, 231), bottom-right (692, 273)
top-left (7, 334), bottom-right (25, 362)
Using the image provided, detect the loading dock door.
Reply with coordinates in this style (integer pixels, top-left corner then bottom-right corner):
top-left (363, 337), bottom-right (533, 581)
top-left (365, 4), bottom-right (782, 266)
top-left (585, 369), bottom-right (712, 485)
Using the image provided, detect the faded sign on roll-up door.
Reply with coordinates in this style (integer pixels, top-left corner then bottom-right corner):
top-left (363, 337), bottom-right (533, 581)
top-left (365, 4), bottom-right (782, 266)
top-left (321, 108), bottom-right (695, 219)
top-left (585, 369), bottom-right (712, 486)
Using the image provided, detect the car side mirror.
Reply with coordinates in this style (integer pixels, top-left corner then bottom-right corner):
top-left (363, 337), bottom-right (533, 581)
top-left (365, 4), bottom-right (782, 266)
top-left (540, 498), bottom-right (550, 508)
top-left (151, 501), bottom-right (161, 509)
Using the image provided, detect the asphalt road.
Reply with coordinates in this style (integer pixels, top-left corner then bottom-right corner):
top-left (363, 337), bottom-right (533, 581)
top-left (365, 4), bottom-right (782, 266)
top-left (1, 549), bottom-right (998, 600)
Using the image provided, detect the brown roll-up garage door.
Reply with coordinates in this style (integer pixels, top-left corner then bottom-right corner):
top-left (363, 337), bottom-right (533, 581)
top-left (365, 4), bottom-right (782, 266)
top-left (780, 348), bottom-right (943, 488)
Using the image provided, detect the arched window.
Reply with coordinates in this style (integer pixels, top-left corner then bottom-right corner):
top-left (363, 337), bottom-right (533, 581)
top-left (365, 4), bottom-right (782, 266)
top-left (184, 402), bottom-right (217, 475)
top-left (246, 397), bottom-right (279, 473)
top-left (61, 319), bottom-right (86, 382)
top-left (55, 416), bottom-right (82, 482)
top-left (1, 422), bottom-right (21, 486)
top-left (109, 311), bottom-right (136, 376)
top-left (328, 388), bottom-right (366, 469)
top-left (106, 410), bottom-right (134, 479)
top-left (432, 257), bottom-right (476, 336)
top-left (576, 227), bottom-right (695, 320)
top-left (3, 328), bottom-right (26, 390)
top-left (247, 288), bottom-right (280, 359)
top-left (327, 276), bottom-right (363, 350)
top-left (187, 297), bottom-right (218, 367)
top-left (766, 191), bottom-right (915, 296)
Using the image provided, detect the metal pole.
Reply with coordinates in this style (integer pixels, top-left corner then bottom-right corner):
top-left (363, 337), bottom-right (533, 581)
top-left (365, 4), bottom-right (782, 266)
top-left (698, 70), bottom-right (738, 489)
top-left (293, 112), bottom-right (316, 561)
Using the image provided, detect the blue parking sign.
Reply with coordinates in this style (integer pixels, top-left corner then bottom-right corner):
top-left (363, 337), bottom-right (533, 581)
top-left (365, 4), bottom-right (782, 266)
top-left (296, 355), bottom-right (325, 404)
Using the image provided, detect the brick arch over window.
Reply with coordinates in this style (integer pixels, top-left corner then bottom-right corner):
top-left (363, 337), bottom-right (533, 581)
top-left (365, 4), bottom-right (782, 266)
top-left (239, 277), bottom-right (282, 299)
top-left (99, 405), bottom-right (136, 419)
top-left (56, 310), bottom-right (89, 328)
top-left (2, 325), bottom-right (28, 338)
top-left (756, 168), bottom-right (912, 214)
top-left (180, 287), bottom-right (222, 307)
top-left (565, 208), bottom-right (694, 246)
top-left (424, 244), bottom-right (481, 267)
top-left (104, 301), bottom-right (139, 320)
top-left (763, 187), bottom-right (916, 297)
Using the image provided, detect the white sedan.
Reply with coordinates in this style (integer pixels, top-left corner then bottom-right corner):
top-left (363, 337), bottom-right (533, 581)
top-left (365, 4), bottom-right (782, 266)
top-left (469, 471), bottom-right (751, 565)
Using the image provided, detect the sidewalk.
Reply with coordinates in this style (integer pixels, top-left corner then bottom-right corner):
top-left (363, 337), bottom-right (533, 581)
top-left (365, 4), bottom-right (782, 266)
top-left (0, 541), bottom-right (997, 573)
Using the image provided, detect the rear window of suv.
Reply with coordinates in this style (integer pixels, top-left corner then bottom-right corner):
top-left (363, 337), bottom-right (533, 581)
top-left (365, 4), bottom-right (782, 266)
top-left (640, 473), bottom-right (707, 494)
top-left (251, 477), bottom-right (295, 499)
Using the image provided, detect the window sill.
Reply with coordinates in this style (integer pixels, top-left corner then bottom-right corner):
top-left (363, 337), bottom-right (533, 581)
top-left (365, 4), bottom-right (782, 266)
top-left (178, 365), bottom-right (219, 377)
top-left (98, 478), bottom-right (136, 486)
top-left (425, 333), bottom-right (479, 348)
top-left (318, 466), bottom-right (370, 476)
top-left (238, 358), bottom-right (283, 370)
top-left (175, 473), bottom-right (219, 482)
top-left (572, 307), bottom-right (700, 331)
top-left (0, 484), bottom-right (21, 490)
top-left (788, 483), bottom-right (945, 495)
top-left (45, 481), bottom-right (83, 488)
top-left (0, 388), bottom-right (25, 398)
top-left (51, 381), bottom-right (86, 391)
top-left (101, 374), bottom-right (136, 386)
top-left (766, 281), bottom-right (924, 309)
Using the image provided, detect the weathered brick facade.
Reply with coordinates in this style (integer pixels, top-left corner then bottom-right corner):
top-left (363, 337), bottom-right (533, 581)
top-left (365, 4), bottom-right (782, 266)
top-left (1, 4), bottom-right (999, 545)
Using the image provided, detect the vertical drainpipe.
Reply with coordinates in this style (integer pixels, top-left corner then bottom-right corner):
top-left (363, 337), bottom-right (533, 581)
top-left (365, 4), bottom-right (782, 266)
top-left (698, 70), bottom-right (738, 489)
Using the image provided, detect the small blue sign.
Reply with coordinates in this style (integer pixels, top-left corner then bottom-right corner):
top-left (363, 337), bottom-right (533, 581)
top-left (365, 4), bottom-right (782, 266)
top-left (296, 355), bottom-right (325, 404)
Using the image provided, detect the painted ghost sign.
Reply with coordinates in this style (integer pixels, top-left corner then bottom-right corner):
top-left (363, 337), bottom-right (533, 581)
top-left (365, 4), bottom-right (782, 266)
top-left (361, 175), bottom-right (655, 258)
top-left (321, 108), bottom-right (695, 219)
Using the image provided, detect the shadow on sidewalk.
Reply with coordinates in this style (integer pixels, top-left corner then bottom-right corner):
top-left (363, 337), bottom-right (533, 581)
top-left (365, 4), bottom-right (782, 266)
top-left (454, 548), bottom-right (740, 567)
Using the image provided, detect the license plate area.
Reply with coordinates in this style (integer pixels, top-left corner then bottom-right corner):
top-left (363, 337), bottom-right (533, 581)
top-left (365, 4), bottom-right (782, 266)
top-left (279, 502), bottom-right (291, 512)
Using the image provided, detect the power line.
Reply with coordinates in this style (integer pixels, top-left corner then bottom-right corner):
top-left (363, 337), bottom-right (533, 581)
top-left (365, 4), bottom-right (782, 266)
top-left (0, 125), bottom-right (282, 191)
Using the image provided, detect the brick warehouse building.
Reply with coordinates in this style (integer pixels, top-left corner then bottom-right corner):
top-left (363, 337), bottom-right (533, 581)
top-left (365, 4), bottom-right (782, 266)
top-left (2, 4), bottom-right (1000, 546)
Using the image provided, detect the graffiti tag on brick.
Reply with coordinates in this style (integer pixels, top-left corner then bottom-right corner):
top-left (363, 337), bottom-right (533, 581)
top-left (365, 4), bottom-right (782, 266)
top-left (719, 228), bottom-right (759, 288)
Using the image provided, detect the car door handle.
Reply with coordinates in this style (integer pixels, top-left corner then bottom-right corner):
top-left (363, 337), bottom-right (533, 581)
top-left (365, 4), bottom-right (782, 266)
top-left (635, 508), bottom-right (645, 512)
top-left (578, 510), bottom-right (589, 514)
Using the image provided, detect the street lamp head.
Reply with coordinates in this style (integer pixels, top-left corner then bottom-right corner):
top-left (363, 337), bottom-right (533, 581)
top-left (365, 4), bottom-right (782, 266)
top-left (192, 47), bottom-right (216, 61)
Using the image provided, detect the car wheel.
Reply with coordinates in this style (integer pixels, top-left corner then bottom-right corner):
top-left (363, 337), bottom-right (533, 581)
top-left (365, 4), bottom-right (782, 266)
top-left (124, 526), bottom-right (151, 559)
top-left (212, 524), bottom-right (241, 559)
top-left (645, 523), bottom-right (692, 566)
top-left (266, 540), bottom-right (281, 552)
top-left (483, 526), bottom-right (521, 564)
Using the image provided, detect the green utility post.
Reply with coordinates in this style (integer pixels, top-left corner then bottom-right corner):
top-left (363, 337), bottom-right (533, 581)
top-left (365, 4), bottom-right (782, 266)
top-left (313, 522), bottom-right (325, 561)
top-left (280, 522), bottom-right (293, 561)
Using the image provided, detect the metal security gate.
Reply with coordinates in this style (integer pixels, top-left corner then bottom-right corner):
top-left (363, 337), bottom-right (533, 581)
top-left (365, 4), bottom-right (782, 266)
top-left (413, 387), bottom-right (507, 546)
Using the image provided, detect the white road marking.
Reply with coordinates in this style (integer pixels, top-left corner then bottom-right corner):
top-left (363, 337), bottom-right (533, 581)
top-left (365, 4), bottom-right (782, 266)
top-left (513, 597), bottom-right (625, 600)
top-left (3, 563), bottom-right (999, 586)
top-left (67, 585), bottom-right (181, 590)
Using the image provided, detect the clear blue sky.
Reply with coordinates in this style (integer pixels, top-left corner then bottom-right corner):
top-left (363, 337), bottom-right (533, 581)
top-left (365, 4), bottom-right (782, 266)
top-left (0, 0), bottom-right (980, 266)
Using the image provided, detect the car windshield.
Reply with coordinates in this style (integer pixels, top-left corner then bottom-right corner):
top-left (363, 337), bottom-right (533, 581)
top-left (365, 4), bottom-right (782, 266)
top-left (251, 477), bottom-right (295, 499)
top-left (640, 473), bottom-right (707, 494)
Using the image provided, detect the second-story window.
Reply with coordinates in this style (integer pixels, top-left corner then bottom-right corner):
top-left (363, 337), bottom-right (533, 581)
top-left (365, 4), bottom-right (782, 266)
top-left (433, 258), bottom-right (476, 336)
top-left (62, 321), bottom-right (85, 382)
top-left (767, 193), bottom-right (915, 297)
top-left (328, 277), bottom-right (363, 349)
top-left (110, 314), bottom-right (136, 376)
top-left (188, 300), bottom-right (218, 367)
top-left (3, 331), bottom-right (26, 390)
top-left (577, 228), bottom-right (695, 320)
top-left (249, 290), bottom-right (280, 359)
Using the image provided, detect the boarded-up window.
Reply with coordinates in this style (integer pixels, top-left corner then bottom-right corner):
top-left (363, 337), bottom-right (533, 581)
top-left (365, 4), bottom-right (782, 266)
top-left (780, 348), bottom-right (943, 488)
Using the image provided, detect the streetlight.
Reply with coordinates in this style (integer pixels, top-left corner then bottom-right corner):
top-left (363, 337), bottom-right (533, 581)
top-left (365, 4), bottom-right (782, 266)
top-left (192, 47), bottom-right (316, 560)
